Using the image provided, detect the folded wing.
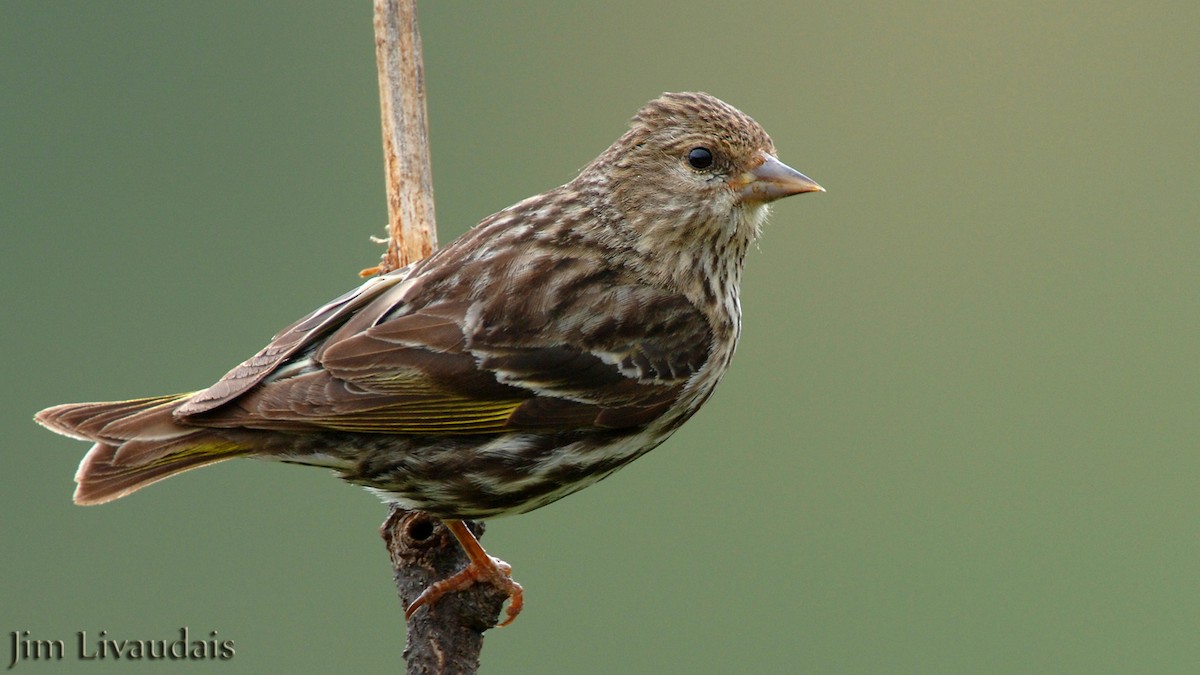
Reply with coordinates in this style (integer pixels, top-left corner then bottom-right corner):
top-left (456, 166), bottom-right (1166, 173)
top-left (177, 276), bottom-right (712, 436)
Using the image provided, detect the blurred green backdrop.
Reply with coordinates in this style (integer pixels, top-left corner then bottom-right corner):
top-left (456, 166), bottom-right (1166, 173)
top-left (3, 2), bottom-right (1197, 673)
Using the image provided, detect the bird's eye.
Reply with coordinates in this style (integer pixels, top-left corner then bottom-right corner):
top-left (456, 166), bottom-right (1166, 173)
top-left (686, 147), bottom-right (714, 170)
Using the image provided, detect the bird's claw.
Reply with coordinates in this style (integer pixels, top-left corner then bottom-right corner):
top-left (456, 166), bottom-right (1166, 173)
top-left (405, 555), bottom-right (524, 627)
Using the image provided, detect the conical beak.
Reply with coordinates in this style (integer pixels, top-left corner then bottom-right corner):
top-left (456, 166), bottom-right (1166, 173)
top-left (733, 151), bottom-right (824, 203)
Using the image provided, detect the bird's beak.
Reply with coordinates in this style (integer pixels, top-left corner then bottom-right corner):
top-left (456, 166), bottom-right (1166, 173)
top-left (733, 151), bottom-right (824, 203)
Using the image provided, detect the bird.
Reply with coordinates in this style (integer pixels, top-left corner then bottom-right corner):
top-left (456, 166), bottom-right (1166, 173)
top-left (35, 91), bottom-right (823, 625)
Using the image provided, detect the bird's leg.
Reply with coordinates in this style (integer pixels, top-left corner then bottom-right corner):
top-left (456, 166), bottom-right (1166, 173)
top-left (404, 519), bottom-right (525, 627)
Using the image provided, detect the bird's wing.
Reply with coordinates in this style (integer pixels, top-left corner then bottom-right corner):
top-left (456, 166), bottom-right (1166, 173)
top-left (179, 278), bottom-right (712, 435)
top-left (175, 272), bottom-right (415, 417)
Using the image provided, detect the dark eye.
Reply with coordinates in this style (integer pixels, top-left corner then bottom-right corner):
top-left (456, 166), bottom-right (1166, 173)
top-left (686, 147), bottom-right (714, 170)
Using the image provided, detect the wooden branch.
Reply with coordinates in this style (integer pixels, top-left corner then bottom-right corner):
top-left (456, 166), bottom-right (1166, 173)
top-left (382, 511), bottom-right (508, 674)
top-left (369, 2), bottom-right (503, 672)
top-left (364, 0), bottom-right (437, 278)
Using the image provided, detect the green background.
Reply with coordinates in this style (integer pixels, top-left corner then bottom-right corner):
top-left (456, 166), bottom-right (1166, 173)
top-left (3, 2), bottom-right (1197, 673)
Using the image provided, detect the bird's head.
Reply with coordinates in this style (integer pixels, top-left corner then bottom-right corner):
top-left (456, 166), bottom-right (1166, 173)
top-left (576, 92), bottom-right (822, 287)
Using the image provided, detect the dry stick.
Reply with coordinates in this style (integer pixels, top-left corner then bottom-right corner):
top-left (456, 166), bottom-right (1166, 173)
top-left (368, 0), bottom-right (437, 275)
top-left (369, 2), bottom-right (507, 673)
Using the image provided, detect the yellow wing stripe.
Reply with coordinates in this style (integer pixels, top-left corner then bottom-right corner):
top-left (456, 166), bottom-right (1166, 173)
top-left (309, 398), bottom-right (525, 435)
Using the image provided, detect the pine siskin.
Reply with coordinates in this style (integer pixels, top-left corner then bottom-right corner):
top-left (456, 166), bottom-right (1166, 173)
top-left (36, 92), bottom-right (823, 624)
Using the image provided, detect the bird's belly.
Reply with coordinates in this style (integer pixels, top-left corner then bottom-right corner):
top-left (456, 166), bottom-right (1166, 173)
top-left (270, 427), bottom-right (670, 519)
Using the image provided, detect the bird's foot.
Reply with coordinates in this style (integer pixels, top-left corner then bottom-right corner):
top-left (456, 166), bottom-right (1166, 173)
top-left (404, 519), bottom-right (524, 627)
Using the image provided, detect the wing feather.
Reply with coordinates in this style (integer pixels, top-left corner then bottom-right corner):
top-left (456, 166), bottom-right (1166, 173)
top-left (180, 267), bottom-right (713, 435)
top-left (176, 273), bottom-right (416, 416)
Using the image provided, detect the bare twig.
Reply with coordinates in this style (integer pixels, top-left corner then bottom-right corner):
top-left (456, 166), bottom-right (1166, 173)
top-left (365, 0), bottom-right (437, 278)
top-left (369, 1), bottom-right (504, 672)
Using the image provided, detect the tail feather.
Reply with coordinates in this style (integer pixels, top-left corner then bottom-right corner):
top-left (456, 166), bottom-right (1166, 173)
top-left (73, 438), bottom-right (249, 506)
top-left (35, 395), bottom-right (250, 505)
top-left (35, 395), bottom-right (191, 441)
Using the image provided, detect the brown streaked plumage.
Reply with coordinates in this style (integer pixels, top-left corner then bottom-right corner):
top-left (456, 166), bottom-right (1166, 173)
top-left (35, 91), bottom-right (823, 624)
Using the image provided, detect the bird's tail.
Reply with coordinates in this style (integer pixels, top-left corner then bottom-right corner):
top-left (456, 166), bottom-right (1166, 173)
top-left (34, 394), bottom-right (250, 505)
